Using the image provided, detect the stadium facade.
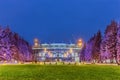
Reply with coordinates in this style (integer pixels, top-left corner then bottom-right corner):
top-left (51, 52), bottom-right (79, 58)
top-left (32, 38), bottom-right (83, 62)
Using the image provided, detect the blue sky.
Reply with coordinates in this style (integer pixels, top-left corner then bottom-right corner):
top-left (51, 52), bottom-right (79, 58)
top-left (0, 0), bottom-right (120, 44)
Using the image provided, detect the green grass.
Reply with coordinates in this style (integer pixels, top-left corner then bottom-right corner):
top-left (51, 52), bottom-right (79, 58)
top-left (0, 64), bottom-right (120, 80)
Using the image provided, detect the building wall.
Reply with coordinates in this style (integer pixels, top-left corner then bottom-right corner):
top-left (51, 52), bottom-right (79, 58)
top-left (32, 43), bottom-right (81, 62)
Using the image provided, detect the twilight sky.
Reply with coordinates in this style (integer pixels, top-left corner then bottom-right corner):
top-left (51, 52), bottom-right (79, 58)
top-left (0, 0), bottom-right (120, 44)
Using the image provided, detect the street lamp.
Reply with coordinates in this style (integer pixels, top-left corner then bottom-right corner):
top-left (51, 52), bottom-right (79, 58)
top-left (34, 38), bottom-right (40, 48)
top-left (77, 38), bottom-right (83, 48)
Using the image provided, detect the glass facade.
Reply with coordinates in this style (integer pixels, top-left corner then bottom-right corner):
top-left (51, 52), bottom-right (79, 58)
top-left (32, 39), bottom-right (82, 62)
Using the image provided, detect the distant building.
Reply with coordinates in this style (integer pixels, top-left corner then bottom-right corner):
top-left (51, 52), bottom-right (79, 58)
top-left (32, 38), bottom-right (83, 62)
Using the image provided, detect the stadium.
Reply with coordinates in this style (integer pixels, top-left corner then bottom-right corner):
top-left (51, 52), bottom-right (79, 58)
top-left (32, 38), bottom-right (83, 62)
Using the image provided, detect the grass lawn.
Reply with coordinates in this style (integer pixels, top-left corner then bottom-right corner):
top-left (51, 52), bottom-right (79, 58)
top-left (0, 64), bottom-right (120, 80)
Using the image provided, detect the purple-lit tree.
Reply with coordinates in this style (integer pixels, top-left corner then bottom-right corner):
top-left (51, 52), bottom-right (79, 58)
top-left (84, 36), bottom-right (95, 62)
top-left (100, 35), bottom-right (110, 63)
top-left (100, 21), bottom-right (118, 64)
top-left (80, 43), bottom-right (86, 62)
top-left (0, 26), bottom-right (32, 63)
top-left (80, 21), bottom-right (120, 64)
top-left (82, 31), bottom-right (101, 63)
top-left (116, 24), bottom-right (120, 65)
top-left (91, 30), bottom-right (102, 63)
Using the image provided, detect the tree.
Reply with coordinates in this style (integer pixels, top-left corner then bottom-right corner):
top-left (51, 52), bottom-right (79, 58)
top-left (84, 35), bottom-right (95, 63)
top-left (92, 30), bottom-right (102, 63)
top-left (100, 36), bottom-right (110, 63)
top-left (100, 21), bottom-right (118, 64)
top-left (80, 43), bottom-right (86, 62)
top-left (116, 23), bottom-right (120, 65)
top-left (84, 31), bottom-right (102, 63)
top-left (0, 26), bottom-right (32, 63)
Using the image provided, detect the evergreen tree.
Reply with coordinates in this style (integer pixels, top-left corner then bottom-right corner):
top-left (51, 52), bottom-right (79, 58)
top-left (100, 36), bottom-right (110, 63)
top-left (80, 43), bottom-right (86, 62)
top-left (84, 31), bottom-right (102, 63)
top-left (116, 23), bottom-right (120, 65)
top-left (84, 36), bottom-right (95, 62)
top-left (92, 30), bottom-right (102, 63)
top-left (0, 26), bottom-right (32, 63)
top-left (100, 21), bottom-right (118, 63)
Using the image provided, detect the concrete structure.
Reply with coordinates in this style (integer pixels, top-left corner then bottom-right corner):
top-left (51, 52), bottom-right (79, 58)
top-left (32, 38), bottom-right (83, 62)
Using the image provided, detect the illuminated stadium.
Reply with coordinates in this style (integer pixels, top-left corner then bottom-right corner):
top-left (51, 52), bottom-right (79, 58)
top-left (32, 38), bottom-right (83, 62)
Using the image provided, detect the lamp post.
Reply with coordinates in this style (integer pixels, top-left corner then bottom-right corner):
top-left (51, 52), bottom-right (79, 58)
top-left (77, 38), bottom-right (83, 48)
top-left (34, 38), bottom-right (39, 48)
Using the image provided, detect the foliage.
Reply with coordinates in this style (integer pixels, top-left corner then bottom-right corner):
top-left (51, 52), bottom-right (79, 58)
top-left (80, 20), bottom-right (120, 64)
top-left (81, 31), bottom-right (101, 63)
top-left (0, 27), bottom-right (32, 62)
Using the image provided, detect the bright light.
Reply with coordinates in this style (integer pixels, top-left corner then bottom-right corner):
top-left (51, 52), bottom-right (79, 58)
top-left (64, 53), bottom-right (67, 58)
top-left (3, 53), bottom-right (6, 57)
top-left (35, 43), bottom-right (38, 46)
top-left (34, 38), bottom-right (39, 47)
top-left (69, 48), bottom-right (73, 53)
top-left (44, 48), bottom-right (47, 53)
top-left (77, 38), bottom-right (83, 48)
top-left (49, 53), bottom-right (53, 57)
top-left (48, 51), bottom-right (53, 57)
